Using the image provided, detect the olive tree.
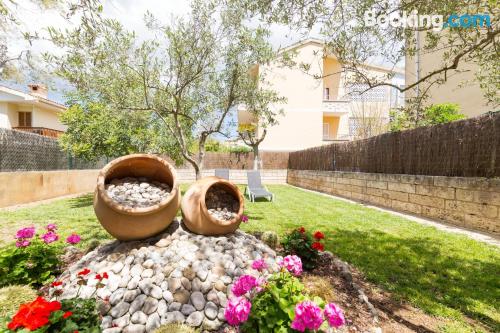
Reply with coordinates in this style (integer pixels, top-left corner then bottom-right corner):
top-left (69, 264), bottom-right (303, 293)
top-left (46, 0), bottom-right (279, 179)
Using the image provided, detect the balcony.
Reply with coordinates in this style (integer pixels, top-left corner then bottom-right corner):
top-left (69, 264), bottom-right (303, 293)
top-left (322, 100), bottom-right (351, 114)
top-left (13, 127), bottom-right (64, 138)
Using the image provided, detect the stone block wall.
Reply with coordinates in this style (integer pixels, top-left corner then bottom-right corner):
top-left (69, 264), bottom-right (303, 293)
top-left (0, 169), bottom-right (287, 208)
top-left (287, 170), bottom-right (500, 235)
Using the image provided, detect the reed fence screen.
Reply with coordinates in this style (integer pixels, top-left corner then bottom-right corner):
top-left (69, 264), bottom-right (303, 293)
top-left (288, 112), bottom-right (500, 178)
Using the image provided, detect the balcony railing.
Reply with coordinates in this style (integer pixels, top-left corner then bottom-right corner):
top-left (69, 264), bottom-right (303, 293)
top-left (13, 127), bottom-right (64, 138)
top-left (322, 100), bottom-right (350, 113)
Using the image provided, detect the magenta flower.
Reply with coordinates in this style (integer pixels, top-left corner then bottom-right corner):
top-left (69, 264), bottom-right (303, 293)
top-left (241, 215), bottom-right (249, 223)
top-left (66, 233), bottom-right (81, 245)
top-left (232, 275), bottom-right (258, 297)
top-left (255, 276), bottom-right (266, 293)
top-left (278, 255), bottom-right (303, 276)
top-left (15, 239), bottom-right (31, 248)
top-left (41, 232), bottom-right (59, 244)
top-left (324, 303), bottom-right (345, 328)
top-left (290, 301), bottom-right (324, 332)
top-left (224, 296), bottom-right (251, 326)
top-left (46, 223), bottom-right (57, 232)
top-left (15, 227), bottom-right (35, 239)
top-left (251, 259), bottom-right (268, 272)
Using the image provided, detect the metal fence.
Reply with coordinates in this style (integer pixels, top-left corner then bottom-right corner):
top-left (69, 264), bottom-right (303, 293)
top-left (0, 128), bottom-right (107, 172)
top-left (289, 112), bottom-right (500, 178)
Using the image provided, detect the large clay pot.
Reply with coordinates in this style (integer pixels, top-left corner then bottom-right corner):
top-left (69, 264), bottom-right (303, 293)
top-left (93, 154), bottom-right (181, 241)
top-left (181, 176), bottom-right (244, 235)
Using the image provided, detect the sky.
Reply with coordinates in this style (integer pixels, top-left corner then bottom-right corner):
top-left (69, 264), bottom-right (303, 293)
top-left (1, 0), bottom-right (304, 103)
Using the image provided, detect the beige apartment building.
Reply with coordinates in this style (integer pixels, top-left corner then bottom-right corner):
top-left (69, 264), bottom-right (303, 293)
top-left (405, 33), bottom-right (495, 118)
top-left (238, 39), bottom-right (404, 152)
top-left (0, 84), bottom-right (66, 137)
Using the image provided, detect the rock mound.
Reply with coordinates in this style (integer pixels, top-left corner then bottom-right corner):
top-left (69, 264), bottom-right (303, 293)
top-left (55, 220), bottom-right (278, 333)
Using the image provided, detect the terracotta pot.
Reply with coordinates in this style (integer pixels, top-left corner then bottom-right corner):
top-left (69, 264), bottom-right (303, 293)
top-left (93, 154), bottom-right (181, 241)
top-left (181, 176), bottom-right (244, 235)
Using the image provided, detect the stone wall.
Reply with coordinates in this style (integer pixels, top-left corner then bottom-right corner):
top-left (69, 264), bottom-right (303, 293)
top-left (287, 170), bottom-right (500, 235)
top-left (0, 169), bottom-right (287, 208)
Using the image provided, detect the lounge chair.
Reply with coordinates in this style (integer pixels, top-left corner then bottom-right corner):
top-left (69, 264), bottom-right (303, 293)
top-left (214, 169), bottom-right (229, 180)
top-left (245, 170), bottom-right (274, 202)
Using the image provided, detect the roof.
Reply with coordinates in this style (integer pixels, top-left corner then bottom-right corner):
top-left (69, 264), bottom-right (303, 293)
top-left (0, 85), bottom-right (67, 112)
top-left (276, 38), bottom-right (405, 75)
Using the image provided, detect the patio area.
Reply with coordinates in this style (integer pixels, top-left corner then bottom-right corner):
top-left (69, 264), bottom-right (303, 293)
top-left (0, 184), bottom-right (498, 332)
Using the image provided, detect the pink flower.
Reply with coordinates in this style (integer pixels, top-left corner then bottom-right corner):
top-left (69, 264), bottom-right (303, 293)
top-left (46, 224), bottom-right (57, 232)
top-left (66, 233), bottom-right (81, 245)
top-left (15, 239), bottom-right (31, 248)
top-left (255, 276), bottom-right (266, 293)
top-left (232, 275), bottom-right (258, 297)
top-left (278, 255), bottom-right (303, 276)
top-left (251, 259), bottom-right (267, 272)
top-left (241, 215), bottom-right (249, 223)
top-left (224, 296), bottom-right (251, 326)
top-left (324, 303), bottom-right (345, 328)
top-left (41, 232), bottom-right (59, 244)
top-left (290, 301), bottom-right (323, 332)
top-left (15, 227), bottom-right (35, 239)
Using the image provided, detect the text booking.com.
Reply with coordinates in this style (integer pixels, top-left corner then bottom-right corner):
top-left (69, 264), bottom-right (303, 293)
top-left (364, 10), bottom-right (492, 31)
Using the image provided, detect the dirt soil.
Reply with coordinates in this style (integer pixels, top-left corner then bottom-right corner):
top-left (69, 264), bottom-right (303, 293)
top-left (306, 254), bottom-right (480, 333)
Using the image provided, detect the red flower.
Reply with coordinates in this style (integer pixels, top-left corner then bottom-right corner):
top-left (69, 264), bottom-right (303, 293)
top-left (51, 281), bottom-right (63, 287)
top-left (7, 297), bottom-right (61, 331)
top-left (95, 274), bottom-right (102, 280)
top-left (102, 272), bottom-right (109, 279)
top-left (298, 227), bottom-right (306, 233)
top-left (313, 231), bottom-right (325, 240)
top-left (78, 268), bottom-right (91, 276)
top-left (63, 311), bottom-right (73, 319)
top-left (96, 272), bottom-right (109, 281)
top-left (312, 242), bottom-right (324, 252)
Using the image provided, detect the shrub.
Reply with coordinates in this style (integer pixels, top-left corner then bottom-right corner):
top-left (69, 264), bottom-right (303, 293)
top-left (261, 231), bottom-right (279, 249)
top-left (226, 256), bottom-right (345, 332)
top-left (154, 323), bottom-right (199, 333)
top-left (281, 227), bottom-right (325, 270)
top-left (0, 286), bottom-right (37, 318)
top-left (0, 225), bottom-right (81, 288)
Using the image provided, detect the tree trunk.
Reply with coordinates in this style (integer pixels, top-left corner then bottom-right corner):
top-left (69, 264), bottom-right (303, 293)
top-left (252, 144), bottom-right (261, 170)
top-left (196, 137), bottom-right (207, 180)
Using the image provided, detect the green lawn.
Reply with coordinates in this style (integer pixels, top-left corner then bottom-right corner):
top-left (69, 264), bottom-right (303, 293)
top-left (0, 185), bottom-right (498, 332)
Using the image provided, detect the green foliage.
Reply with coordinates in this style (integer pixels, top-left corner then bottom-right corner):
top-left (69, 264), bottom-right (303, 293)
top-left (390, 103), bottom-right (466, 131)
top-left (422, 104), bottom-right (466, 125)
top-left (153, 323), bottom-right (199, 333)
top-left (281, 228), bottom-right (320, 270)
top-left (0, 238), bottom-right (62, 288)
top-left (201, 139), bottom-right (252, 153)
top-left (0, 286), bottom-right (37, 318)
top-left (241, 271), bottom-right (324, 333)
top-left (59, 103), bottom-right (183, 162)
top-left (58, 297), bottom-right (100, 332)
top-left (261, 231), bottom-right (279, 249)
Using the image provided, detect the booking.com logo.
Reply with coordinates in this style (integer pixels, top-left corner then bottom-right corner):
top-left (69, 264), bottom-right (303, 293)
top-left (364, 9), bottom-right (491, 31)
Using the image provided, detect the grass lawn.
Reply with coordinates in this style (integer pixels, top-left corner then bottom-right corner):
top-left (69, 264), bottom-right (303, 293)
top-left (0, 184), bottom-right (498, 332)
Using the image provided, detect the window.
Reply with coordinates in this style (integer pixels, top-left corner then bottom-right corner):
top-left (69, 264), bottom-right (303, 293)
top-left (18, 112), bottom-right (32, 127)
top-left (323, 88), bottom-right (330, 100)
top-left (323, 123), bottom-right (329, 140)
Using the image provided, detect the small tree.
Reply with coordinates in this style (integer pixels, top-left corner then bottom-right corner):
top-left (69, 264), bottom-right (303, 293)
top-left (349, 100), bottom-right (389, 140)
top-left (238, 77), bottom-right (285, 169)
top-left (46, 1), bottom-right (278, 179)
top-left (390, 103), bottom-right (466, 131)
top-left (59, 103), bottom-right (183, 162)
